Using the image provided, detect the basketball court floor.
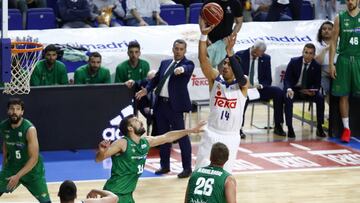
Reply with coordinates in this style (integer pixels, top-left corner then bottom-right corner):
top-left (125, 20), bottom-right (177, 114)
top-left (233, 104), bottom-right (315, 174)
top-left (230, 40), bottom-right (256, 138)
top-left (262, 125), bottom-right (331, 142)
top-left (1, 104), bottom-right (360, 203)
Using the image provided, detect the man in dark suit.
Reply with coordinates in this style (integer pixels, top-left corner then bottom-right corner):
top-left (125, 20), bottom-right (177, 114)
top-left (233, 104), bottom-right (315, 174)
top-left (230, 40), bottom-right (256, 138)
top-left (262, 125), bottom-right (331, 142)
top-left (284, 43), bottom-right (326, 138)
top-left (236, 40), bottom-right (286, 138)
top-left (135, 39), bottom-right (194, 178)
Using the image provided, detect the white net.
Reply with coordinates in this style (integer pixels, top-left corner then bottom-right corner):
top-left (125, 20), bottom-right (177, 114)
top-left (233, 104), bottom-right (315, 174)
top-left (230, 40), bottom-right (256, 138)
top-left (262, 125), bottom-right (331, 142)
top-left (3, 42), bottom-right (43, 95)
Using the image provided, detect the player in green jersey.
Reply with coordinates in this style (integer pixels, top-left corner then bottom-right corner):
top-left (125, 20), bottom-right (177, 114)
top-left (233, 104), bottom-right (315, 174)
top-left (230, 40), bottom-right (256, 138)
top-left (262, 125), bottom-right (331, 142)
top-left (95, 115), bottom-right (206, 203)
top-left (0, 98), bottom-right (51, 202)
top-left (184, 142), bottom-right (237, 203)
top-left (329, 0), bottom-right (360, 143)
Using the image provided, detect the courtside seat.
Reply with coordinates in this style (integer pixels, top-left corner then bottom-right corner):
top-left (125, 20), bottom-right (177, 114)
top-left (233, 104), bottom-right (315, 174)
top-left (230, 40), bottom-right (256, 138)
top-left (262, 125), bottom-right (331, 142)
top-left (26, 8), bottom-right (57, 30)
top-left (0, 9), bottom-right (23, 30)
top-left (160, 4), bottom-right (186, 25)
top-left (188, 3), bottom-right (203, 24)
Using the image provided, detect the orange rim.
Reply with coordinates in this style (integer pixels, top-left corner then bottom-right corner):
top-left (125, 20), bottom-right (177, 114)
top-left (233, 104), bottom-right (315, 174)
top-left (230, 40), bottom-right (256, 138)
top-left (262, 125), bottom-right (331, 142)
top-left (11, 41), bottom-right (44, 54)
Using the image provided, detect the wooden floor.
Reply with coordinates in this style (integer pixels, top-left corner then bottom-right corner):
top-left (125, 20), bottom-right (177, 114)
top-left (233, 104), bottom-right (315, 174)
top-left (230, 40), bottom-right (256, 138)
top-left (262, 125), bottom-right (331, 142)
top-left (2, 103), bottom-right (360, 202)
top-left (2, 167), bottom-right (360, 203)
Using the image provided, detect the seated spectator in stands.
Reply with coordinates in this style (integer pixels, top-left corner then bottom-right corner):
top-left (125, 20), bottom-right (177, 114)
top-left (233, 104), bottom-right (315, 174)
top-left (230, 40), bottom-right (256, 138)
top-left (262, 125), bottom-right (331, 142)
top-left (315, 21), bottom-right (334, 104)
top-left (314, 0), bottom-right (336, 20)
top-left (160, 0), bottom-right (176, 5)
top-left (58, 180), bottom-right (118, 203)
top-left (283, 43), bottom-right (326, 138)
top-left (125, 0), bottom-right (168, 26)
top-left (0, 0), bottom-right (18, 9)
top-left (74, 52), bottom-right (111, 84)
top-left (173, 0), bottom-right (190, 7)
top-left (58, 0), bottom-right (93, 28)
top-left (252, 0), bottom-right (291, 21)
top-left (242, 0), bottom-right (253, 22)
top-left (236, 40), bottom-right (286, 138)
top-left (90, 0), bottom-right (125, 27)
top-left (30, 44), bottom-right (68, 86)
top-left (266, 0), bottom-right (302, 21)
top-left (17, 0), bottom-right (47, 13)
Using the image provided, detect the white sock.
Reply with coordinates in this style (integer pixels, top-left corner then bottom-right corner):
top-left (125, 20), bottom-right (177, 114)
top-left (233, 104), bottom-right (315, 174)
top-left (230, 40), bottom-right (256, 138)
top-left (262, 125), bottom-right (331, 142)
top-left (342, 118), bottom-right (349, 129)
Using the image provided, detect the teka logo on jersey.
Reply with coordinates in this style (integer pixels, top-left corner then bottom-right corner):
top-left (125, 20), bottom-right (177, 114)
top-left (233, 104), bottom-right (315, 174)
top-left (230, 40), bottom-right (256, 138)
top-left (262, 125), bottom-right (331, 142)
top-left (102, 105), bottom-right (134, 141)
top-left (214, 90), bottom-right (237, 108)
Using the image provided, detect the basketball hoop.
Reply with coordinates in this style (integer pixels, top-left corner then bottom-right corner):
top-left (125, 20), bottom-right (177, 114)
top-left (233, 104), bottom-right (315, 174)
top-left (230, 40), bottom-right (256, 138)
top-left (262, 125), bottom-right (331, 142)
top-left (3, 41), bottom-right (43, 95)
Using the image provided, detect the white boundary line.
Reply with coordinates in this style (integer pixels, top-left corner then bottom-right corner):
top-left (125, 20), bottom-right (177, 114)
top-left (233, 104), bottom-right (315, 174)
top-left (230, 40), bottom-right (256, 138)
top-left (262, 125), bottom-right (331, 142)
top-left (47, 165), bottom-right (360, 184)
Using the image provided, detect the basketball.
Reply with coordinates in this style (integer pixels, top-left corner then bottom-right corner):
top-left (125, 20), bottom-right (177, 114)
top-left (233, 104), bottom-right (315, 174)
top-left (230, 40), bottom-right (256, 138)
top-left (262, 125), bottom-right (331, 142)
top-left (201, 3), bottom-right (224, 26)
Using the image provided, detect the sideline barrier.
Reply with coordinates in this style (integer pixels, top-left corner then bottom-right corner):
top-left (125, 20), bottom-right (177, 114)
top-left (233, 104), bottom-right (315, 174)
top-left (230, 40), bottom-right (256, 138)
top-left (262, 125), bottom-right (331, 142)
top-left (0, 84), bottom-right (133, 150)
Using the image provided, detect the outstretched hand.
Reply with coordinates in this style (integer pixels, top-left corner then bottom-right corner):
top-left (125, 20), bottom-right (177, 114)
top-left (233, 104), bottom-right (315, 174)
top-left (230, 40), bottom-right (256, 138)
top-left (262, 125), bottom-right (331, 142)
top-left (135, 87), bottom-right (148, 100)
top-left (98, 140), bottom-right (111, 153)
top-left (191, 120), bottom-right (207, 133)
top-left (225, 33), bottom-right (237, 52)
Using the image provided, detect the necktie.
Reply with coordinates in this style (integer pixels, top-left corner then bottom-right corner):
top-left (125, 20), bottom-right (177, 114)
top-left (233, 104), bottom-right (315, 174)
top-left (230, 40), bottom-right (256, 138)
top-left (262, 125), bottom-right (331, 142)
top-left (249, 59), bottom-right (255, 86)
top-left (154, 62), bottom-right (177, 95)
top-left (301, 63), bottom-right (308, 88)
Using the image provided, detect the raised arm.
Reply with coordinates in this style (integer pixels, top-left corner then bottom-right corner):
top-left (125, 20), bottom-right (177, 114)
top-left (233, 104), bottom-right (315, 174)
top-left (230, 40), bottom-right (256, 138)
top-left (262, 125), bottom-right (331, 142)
top-left (199, 19), bottom-right (219, 89)
top-left (146, 121), bottom-right (206, 147)
top-left (7, 127), bottom-right (39, 191)
top-left (95, 139), bottom-right (126, 162)
top-left (329, 14), bottom-right (340, 79)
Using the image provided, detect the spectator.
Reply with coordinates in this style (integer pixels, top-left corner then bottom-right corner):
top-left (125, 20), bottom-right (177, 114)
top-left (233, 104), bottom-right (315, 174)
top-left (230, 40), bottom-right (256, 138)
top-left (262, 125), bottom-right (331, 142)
top-left (185, 143), bottom-right (237, 203)
top-left (0, 98), bottom-right (51, 202)
top-left (0, 0), bottom-right (18, 9)
top-left (251, 0), bottom-right (291, 21)
top-left (74, 52), bottom-right (111, 84)
top-left (236, 40), bottom-right (286, 138)
top-left (160, 0), bottom-right (177, 5)
top-left (200, 0), bottom-right (243, 67)
top-left (58, 0), bottom-right (93, 28)
top-left (17, 0), bottom-right (47, 13)
top-left (329, 0), bottom-right (360, 143)
top-left (125, 0), bottom-right (168, 26)
top-left (96, 115), bottom-right (205, 202)
top-left (135, 39), bottom-right (195, 178)
top-left (314, 0), bottom-right (337, 20)
top-left (284, 43), bottom-right (326, 138)
top-left (90, 0), bottom-right (125, 27)
top-left (315, 21), bottom-right (334, 103)
top-left (58, 180), bottom-right (118, 203)
top-left (242, 0), bottom-right (253, 21)
top-left (30, 44), bottom-right (69, 86)
top-left (266, 0), bottom-right (303, 21)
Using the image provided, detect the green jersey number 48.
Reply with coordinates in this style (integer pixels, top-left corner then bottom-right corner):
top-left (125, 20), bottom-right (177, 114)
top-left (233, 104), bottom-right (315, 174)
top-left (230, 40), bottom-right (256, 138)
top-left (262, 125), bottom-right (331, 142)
top-left (349, 37), bottom-right (359, 45)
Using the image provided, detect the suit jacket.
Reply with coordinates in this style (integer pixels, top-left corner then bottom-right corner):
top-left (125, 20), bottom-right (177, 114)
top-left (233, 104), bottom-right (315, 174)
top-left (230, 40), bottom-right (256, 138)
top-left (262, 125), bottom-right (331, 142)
top-left (146, 57), bottom-right (194, 112)
top-left (235, 48), bottom-right (272, 87)
top-left (283, 56), bottom-right (321, 91)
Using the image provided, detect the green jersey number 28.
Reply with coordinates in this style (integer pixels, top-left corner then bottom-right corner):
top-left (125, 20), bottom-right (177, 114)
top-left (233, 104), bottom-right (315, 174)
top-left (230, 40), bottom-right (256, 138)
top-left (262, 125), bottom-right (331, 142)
top-left (194, 177), bottom-right (214, 196)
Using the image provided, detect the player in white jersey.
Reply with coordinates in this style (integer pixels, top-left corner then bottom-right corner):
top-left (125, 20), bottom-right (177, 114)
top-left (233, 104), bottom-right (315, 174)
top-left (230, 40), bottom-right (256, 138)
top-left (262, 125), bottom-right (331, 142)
top-left (196, 24), bottom-right (249, 173)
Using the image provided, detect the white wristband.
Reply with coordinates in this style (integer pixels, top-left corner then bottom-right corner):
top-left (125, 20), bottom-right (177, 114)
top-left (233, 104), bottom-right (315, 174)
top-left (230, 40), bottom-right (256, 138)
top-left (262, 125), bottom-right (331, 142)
top-left (200, 34), bottom-right (208, 42)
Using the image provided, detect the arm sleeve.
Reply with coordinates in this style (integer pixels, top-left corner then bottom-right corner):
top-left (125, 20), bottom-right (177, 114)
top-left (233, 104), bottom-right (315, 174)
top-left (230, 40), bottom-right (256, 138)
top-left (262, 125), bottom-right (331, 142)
top-left (229, 55), bottom-right (247, 86)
